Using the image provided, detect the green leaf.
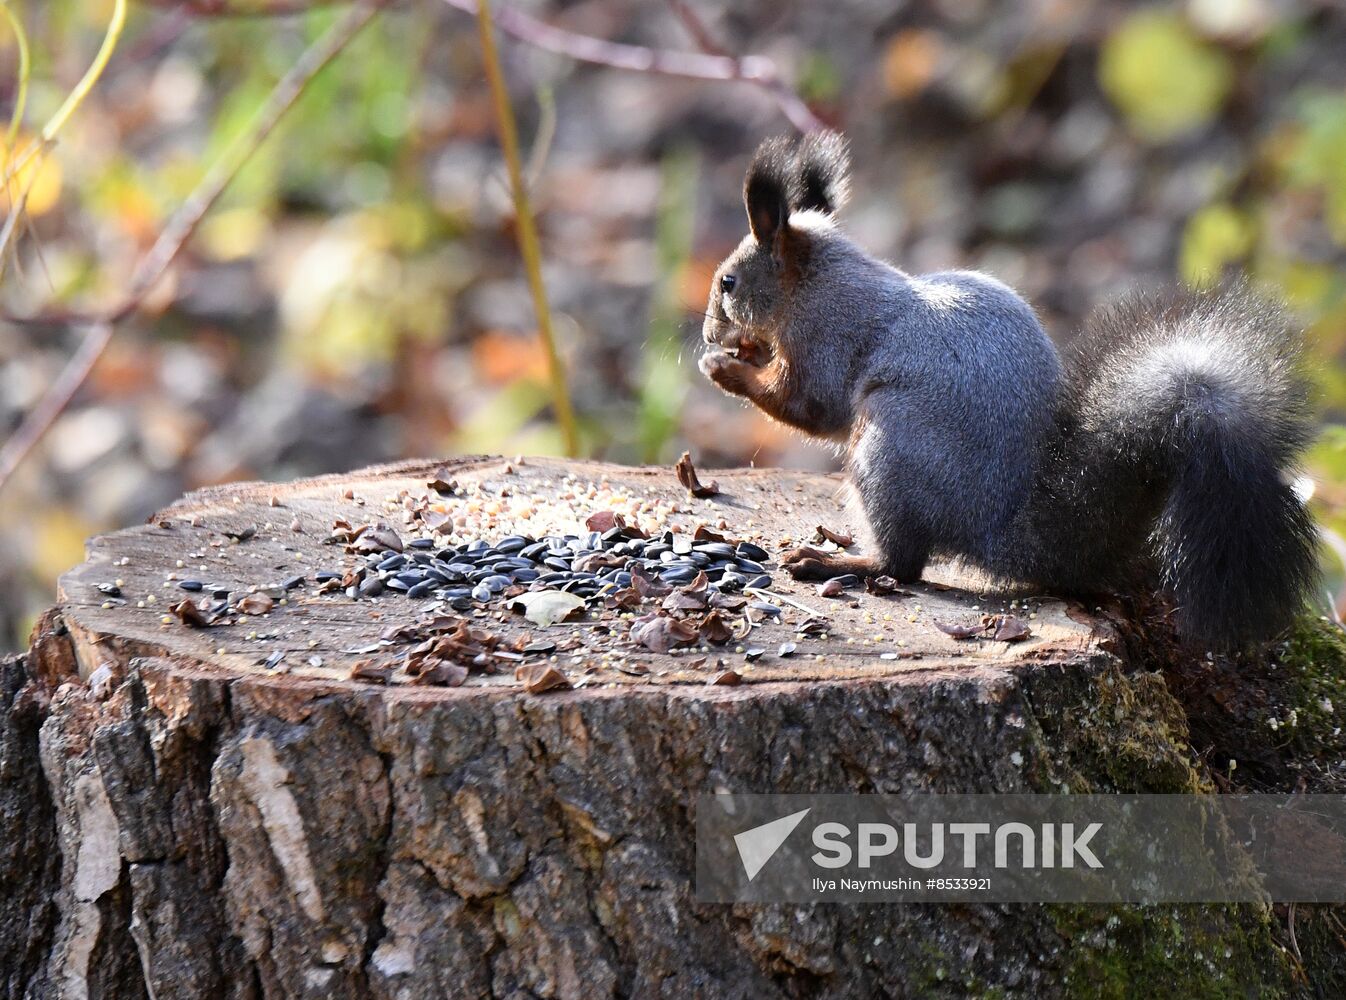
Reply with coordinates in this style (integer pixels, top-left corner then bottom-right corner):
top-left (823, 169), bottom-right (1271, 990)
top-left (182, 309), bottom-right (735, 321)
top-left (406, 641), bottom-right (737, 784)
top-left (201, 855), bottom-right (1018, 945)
top-left (1099, 11), bottom-right (1233, 142)
top-left (510, 591), bottom-right (585, 627)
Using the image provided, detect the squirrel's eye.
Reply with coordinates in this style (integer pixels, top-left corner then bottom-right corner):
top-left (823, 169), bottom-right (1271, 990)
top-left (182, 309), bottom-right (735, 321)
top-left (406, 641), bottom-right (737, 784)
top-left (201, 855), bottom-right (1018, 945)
top-left (720, 274), bottom-right (737, 294)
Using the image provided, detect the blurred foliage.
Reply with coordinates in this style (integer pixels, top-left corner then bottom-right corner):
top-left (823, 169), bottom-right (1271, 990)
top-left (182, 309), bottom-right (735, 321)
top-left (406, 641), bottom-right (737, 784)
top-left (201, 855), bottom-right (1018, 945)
top-left (637, 146), bottom-right (698, 463)
top-left (1100, 10), bottom-right (1233, 143)
top-left (6, 0), bottom-right (1346, 647)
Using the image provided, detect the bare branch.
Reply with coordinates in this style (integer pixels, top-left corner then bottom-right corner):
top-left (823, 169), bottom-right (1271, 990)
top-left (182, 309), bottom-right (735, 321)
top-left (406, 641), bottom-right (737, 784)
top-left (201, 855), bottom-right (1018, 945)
top-left (0, 321), bottom-right (111, 490)
top-left (666, 0), bottom-right (729, 59)
top-left (0, 1), bottom-right (382, 496)
top-left (438, 0), bottom-right (825, 132)
top-left (115, 0), bottom-right (382, 320)
top-left (476, 0), bottom-right (578, 456)
top-left (141, 0), bottom-right (360, 17)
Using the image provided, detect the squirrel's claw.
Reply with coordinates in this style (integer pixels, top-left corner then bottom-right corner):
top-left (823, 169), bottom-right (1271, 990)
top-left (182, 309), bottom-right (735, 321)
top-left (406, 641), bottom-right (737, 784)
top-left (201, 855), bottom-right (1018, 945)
top-left (699, 350), bottom-right (752, 395)
top-left (781, 547), bottom-right (837, 580)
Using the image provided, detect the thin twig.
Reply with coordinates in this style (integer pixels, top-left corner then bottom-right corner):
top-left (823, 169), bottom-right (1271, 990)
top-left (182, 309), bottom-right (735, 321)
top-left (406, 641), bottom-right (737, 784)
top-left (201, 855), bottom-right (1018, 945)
top-left (666, 0), bottom-right (729, 59)
top-left (116, 0), bottom-right (381, 319)
top-left (1, 0), bottom-right (127, 281)
top-left (0, 2), bottom-right (32, 147)
top-left (2, 0), bottom-right (127, 191)
top-left (744, 587), bottom-right (824, 616)
top-left (0, 2), bottom-right (382, 497)
top-left (142, 0), bottom-right (359, 16)
top-left (0, 321), bottom-right (111, 489)
top-left (475, 0), bottom-right (579, 457)
top-left (439, 0), bottom-right (824, 132)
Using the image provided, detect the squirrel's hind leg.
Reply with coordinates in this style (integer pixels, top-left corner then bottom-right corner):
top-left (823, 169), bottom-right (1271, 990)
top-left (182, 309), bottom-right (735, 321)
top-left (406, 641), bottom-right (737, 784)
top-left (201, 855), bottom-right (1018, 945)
top-left (781, 549), bottom-right (881, 580)
top-left (836, 399), bottom-right (934, 583)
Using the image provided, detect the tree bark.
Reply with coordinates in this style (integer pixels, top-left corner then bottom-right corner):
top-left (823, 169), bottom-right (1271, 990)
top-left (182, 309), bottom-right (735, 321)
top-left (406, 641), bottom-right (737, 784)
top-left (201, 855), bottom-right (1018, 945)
top-left (1, 456), bottom-right (1301, 998)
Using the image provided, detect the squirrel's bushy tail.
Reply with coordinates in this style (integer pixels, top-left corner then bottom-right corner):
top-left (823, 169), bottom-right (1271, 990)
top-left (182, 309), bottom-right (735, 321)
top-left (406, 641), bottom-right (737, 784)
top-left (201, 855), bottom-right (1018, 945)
top-left (1033, 286), bottom-right (1318, 646)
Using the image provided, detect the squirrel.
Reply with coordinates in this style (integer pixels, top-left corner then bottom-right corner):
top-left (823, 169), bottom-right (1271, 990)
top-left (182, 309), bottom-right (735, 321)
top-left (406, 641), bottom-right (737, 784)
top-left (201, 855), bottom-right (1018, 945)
top-left (698, 132), bottom-right (1319, 647)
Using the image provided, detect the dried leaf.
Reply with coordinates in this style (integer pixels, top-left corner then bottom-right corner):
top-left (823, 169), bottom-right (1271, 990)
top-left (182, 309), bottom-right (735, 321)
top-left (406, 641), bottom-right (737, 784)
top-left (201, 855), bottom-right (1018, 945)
top-left (428, 469), bottom-right (458, 494)
top-left (675, 451), bottom-right (720, 498)
top-left (412, 660), bottom-right (470, 687)
top-left (631, 564), bottom-right (672, 599)
top-left (350, 660), bottom-right (393, 684)
top-left (663, 590), bottom-right (709, 612)
top-left (516, 663), bottom-right (572, 693)
top-left (708, 592), bottom-right (747, 612)
top-left (631, 614), bottom-right (700, 653)
top-left (608, 587), bottom-right (643, 610)
top-left (169, 599), bottom-right (211, 628)
top-left (237, 594), bottom-right (274, 615)
top-left (422, 510), bottom-right (455, 534)
top-left (352, 522), bottom-right (403, 554)
top-left (699, 611), bottom-right (734, 644)
top-left (585, 510), bottom-right (626, 533)
top-left (510, 591), bottom-right (586, 627)
top-left (934, 620), bottom-right (989, 640)
top-left (574, 551), bottom-right (626, 573)
top-left (989, 614), bottom-right (1032, 642)
top-left (865, 575), bottom-right (911, 597)
top-left (681, 570), bottom-right (709, 594)
top-left (815, 524), bottom-right (855, 548)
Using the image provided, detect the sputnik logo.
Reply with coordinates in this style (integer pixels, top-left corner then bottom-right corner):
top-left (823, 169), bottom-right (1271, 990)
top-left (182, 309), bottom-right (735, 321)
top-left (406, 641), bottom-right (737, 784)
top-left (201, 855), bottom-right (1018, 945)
top-left (734, 808), bottom-right (811, 880)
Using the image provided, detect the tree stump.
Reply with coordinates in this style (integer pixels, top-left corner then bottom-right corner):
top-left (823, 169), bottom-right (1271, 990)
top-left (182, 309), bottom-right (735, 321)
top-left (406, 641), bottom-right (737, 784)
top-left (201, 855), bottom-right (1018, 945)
top-left (1, 457), bottom-right (1299, 998)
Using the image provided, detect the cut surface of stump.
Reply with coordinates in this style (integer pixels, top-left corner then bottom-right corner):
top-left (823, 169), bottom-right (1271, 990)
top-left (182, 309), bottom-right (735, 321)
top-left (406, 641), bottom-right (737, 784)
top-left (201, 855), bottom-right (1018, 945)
top-left (58, 455), bottom-right (1097, 690)
top-left (7, 457), bottom-right (1300, 999)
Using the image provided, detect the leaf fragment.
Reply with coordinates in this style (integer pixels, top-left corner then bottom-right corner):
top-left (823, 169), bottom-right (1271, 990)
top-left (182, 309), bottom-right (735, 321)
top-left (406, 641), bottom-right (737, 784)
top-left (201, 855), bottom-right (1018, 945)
top-left (516, 663), bottom-right (572, 693)
top-left (675, 451), bottom-right (720, 498)
top-left (814, 524), bottom-right (854, 548)
top-left (934, 620), bottom-right (988, 639)
top-left (510, 590), bottom-right (586, 627)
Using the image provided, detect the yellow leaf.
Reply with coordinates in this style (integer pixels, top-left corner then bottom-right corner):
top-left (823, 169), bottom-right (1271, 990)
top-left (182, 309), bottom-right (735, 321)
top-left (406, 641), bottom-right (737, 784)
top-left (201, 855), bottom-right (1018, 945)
top-left (1, 137), bottom-right (62, 217)
top-left (32, 508), bottom-right (93, 583)
top-left (1099, 11), bottom-right (1233, 142)
top-left (200, 207), bottom-right (269, 262)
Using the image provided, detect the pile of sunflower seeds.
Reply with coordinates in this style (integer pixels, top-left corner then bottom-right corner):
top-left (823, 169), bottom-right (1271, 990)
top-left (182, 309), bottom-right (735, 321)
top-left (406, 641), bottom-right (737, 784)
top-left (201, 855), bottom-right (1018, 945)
top-left (319, 524), bottom-right (775, 612)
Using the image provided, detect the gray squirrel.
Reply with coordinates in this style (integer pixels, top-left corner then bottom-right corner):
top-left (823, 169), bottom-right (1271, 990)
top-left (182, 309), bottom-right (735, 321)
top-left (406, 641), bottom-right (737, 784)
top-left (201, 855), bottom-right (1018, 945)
top-left (699, 132), bottom-right (1318, 646)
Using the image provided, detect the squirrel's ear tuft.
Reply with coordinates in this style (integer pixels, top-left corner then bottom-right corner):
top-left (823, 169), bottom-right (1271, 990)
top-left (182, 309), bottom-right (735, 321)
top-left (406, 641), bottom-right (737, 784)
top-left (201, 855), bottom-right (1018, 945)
top-left (795, 130), bottom-right (850, 215)
top-left (743, 137), bottom-right (793, 246)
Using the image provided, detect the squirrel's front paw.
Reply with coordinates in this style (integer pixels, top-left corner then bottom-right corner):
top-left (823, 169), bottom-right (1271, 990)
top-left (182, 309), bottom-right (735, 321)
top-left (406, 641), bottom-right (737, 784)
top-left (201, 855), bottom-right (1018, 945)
top-left (698, 350), bottom-right (753, 395)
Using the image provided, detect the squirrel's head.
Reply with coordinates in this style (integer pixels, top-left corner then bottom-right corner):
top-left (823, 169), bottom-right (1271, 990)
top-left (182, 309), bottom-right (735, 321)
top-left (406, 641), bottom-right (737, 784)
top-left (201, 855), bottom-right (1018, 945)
top-left (703, 131), bottom-right (851, 362)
